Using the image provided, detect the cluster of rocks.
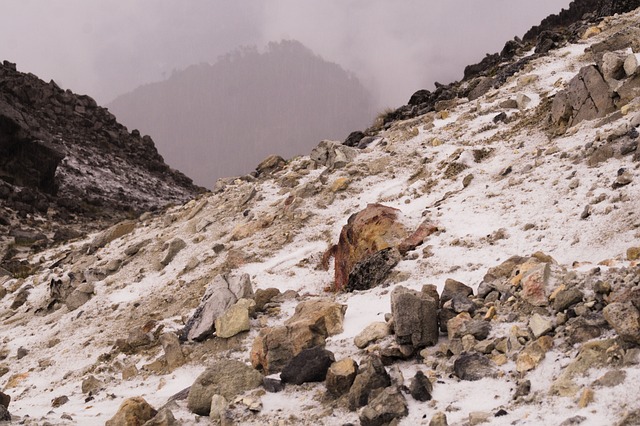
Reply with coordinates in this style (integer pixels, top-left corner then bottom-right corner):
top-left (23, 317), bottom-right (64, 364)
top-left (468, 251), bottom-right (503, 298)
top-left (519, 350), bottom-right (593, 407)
top-left (0, 60), bottom-right (203, 276)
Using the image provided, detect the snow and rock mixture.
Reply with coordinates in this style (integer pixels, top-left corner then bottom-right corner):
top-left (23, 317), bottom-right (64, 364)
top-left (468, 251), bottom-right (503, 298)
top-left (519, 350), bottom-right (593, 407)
top-left (2, 3), bottom-right (640, 426)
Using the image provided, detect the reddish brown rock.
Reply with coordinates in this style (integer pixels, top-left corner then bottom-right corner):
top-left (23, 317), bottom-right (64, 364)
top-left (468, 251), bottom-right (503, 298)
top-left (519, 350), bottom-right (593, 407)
top-left (324, 204), bottom-right (437, 291)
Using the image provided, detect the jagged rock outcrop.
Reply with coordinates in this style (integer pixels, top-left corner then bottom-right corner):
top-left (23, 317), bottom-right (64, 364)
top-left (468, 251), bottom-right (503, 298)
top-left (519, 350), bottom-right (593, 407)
top-left (0, 60), bottom-right (203, 275)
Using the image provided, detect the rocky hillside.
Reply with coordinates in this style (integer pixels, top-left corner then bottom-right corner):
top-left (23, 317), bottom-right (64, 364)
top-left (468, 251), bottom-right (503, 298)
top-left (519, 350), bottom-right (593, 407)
top-left (0, 61), bottom-right (204, 277)
top-left (1, 2), bottom-right (640, 426)
top-left (107, 40), bottom-right (374, 187)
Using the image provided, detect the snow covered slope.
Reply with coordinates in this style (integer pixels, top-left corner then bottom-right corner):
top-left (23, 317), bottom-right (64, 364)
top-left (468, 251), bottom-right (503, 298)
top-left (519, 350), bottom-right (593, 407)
top-left (1, 5), bottom-right (640, 426)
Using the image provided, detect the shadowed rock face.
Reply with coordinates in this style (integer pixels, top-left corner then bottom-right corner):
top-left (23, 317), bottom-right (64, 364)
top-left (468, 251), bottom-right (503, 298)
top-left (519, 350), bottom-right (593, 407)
top-left (0, 105), bottom-right (63, 195)
top-left (0, 59), bottom-right (204, 275)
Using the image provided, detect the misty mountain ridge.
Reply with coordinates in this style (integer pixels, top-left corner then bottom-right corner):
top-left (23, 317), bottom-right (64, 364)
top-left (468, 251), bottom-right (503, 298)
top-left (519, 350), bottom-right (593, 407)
top-left (108, 40), bottom-right (374, 187)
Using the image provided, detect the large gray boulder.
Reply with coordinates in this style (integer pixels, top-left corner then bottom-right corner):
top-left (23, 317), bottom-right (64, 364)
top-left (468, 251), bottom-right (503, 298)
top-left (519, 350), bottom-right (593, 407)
top-left (391, 285), bottom-right (439, 348)
top-left (310, 140), bottom-right (357, 169)
top-left (551, 65), bottom-right (615, 130)
top-left (187, 360), bottom-right (263, 416)
top-left (181, 274), bottom-right (253, 341)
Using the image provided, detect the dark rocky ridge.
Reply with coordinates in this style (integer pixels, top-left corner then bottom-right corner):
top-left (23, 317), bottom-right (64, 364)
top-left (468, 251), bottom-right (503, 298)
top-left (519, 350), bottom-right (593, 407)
top-left (359, 0), bottom-right (640, 133)
top-left (0, 60), bottom-right (204, 274)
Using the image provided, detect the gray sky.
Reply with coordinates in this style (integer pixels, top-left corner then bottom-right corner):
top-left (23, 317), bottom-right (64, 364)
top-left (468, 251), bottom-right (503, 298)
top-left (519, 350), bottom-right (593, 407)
top-left (1, 1), bottom-right (571, 109)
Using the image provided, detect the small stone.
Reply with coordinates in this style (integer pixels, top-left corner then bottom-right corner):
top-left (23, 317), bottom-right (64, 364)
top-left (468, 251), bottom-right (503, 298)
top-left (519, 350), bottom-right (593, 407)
top-left (430, 412), bottom-right (449, 426)
top-left (209, 394), bottom-right (228, 421)
top-left (603, 302), bottom-right (640, 344)
top-left (454, 352), bottom-right (497, 381)
top-left (529, 313), bottom-right (553, 338)
top-left (263, 378), bottom-right (285, 393)
top-left (161, 238), bottom-right (187, 267)
top-left (627, 247), bottom-right (640, 261)
top-left (359, 386), bottom-right (408, 426)
top-left (516, 93), bottom-right (531, 110)
top-left (105, 397), bottom-right (157, 426)
top-left (326, 358), bottom-right (358, 397)
top-left (612, 170), bottom-right (633, 188)
top-left (514, 379), bottom-right (531, 399)
top-left (144, 407), bottom-right (178, 426)
top-left (560, 415), bottom-right (587, 426)
top-left (51, 395), bottom-right (69, 408)
top-left (354, 322), bottom-right (390, 349)
top-left (330, 177), bottom-right (350, 192)
top-left (122, 364), bottom-right (138, 380)
top-left (554, 288), bottom-right (583, 312)
top-left (624, 53), bottom-right (639, 77)
top-left (16, 347), bottom-right (28, 360)
top-left (215, 298), bottom-right (255, 338)
top-left (280, 346), bottom-right (335, 385)
top-left (578, 387), bottom-right (594, 408)
top-left (469, 411), bottom-right (491, 425)
top-left (593, 369), bottom-right (626, 388)
top-left (82, 375), bottom-right (103, 395)
top-left (409, 370), bottom-right (433, 402)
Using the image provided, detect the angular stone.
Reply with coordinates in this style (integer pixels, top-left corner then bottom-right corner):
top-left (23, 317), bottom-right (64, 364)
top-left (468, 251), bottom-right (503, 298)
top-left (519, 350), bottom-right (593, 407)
top-left (624, 54), bottom-right (639, 77)
top-left (255, 154), bottom-right (285, 176)
top-left (409, 370), bottom-right (433, 402)
top-left (453, 352), bottom-right (497, 381)
top-left (529, 313), bottom-right (553, 338)
top-left (391, 285), bottom-right (438, 348)
top-left (447, 312), bottom-right (472, 340)
top-left (359, 386), bottom-right (408, 426)
top-left (106, 397), bottom-right (157, 426)
top-left (160, 238), bottom-right (186, 266)
top-left (516, 336), bottom-right (553, 373)
top-left (182, 273), bottom-right (253, 341)
top-left (520, 263), bottom-right (549, 306)
top-left (253, 287), bottom-right (280, 312)
top-left (187, 360), bottom-right (263, 416)
top-left (81, 375), bottom-right (104, 395)
top-left (440, 278), bottom-right (473, 307)
top-left (346, 248), bottom-right (402, 292)
top-left (430, 412), bottom-right (449, 426)
top-left (310, 140), bottom-right (357, 169)
top-left (348, 355), bottom-right (391, 411)
top-left (251, 298), bottom-right (346, 374)
top-left (627, 247), bottom-right (640, 261)
top-left (280, 346), bottom-right (335, 385)
top-left (159, 333), bottom-right (185, 370)
top-left (326, 358), bottom-right (358, 397)
top-left (600, 52), bottom-right (625, 80)
top-left (603, 302), bottom-right (640, 344)
top-left (593, 370), bottom-right (626, 388)
top-left (89, 220), bottom-right (136, 253)
top-left (143, 408), bottom-right (178, 426)
top-left (553, 288), bottom-right (583, 312)
top-left (215, 298), bottom-right (255, 338)
top-left (209, 394), bottom-right (228, 422)
top-left (354, 322), bottom-right (390, 349)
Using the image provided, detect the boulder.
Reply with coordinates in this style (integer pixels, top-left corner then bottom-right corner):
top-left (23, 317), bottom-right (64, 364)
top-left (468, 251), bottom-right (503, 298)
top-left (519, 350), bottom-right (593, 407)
top-left (354, 321), bottom-right (391, 349)
top-left (251, 298), bottom-right (346, 374)
top-left (215, 298), bottom-right (255, 338)
top-left (551, 65), bottom-right (616, 130)
top-left (440, 278), bottom-right (473, 307)
top-left (603, 302), bottom-right (640, 344)
top-left (187, 360), bottom-right (263, 416)
top-left (253, 287), bottom-right (281, 312)
top-left (326, 358), bottom-right (358, 397)
top-left (326, 203), bottom-right (436, 291)
top-left (0, 405), bottom-right (9, 421)
top-left (359, 386), bottom-right (408, 426)
top-left (142, 408), bottom-right (178, 426)
top-left (89, 220), bottom-right (136, 253)
top-left (346, 248), bottom-right (401, 292)
top-left (348, 355), bottom-right (391, 411)
top-left (106, 397), bottom-right (157, 426)
top-left (159, 333), bottom-right (185, 370)
top-left (181, 273), bottom-right (253, 341)
top-left (255, 154), bottom-right (285, 176)
top-left (280, 346), bottom-right (335, 385)
top-left (553, 287), bottom-right (583, 312)
top-left (519, 263), bottom-right (550, 307)
top-left (160, 238), bottom-right (186, 267)
top-left (0, 391), bottom-right (9, 409)
top-left (409, 370), bottom-right (433, 402)
top-left (391, 285), bottom-right (439, 348)
top-left (516, 336), bottom-right (554, 373)
top-left (468, 77), bottom-right (494, 101)
top-left (343, 131), bottom-right (366, 148)
top-left (453, 352), bottom-right (498, 381)
top-left (310, 140), bottom-right (357, 169)
top-left (624, 53), bottom-right (638, 77)
top-left (599, 52), bottom-right (626, 81)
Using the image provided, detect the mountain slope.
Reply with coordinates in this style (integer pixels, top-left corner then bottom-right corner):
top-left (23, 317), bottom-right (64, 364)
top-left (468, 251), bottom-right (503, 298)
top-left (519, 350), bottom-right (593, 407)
top-left (107, 40), bottom-right (374, 187)
top-left (1, 3), bottom-right (640, 426)
top-left (0, 61), bottom-right (204, 277)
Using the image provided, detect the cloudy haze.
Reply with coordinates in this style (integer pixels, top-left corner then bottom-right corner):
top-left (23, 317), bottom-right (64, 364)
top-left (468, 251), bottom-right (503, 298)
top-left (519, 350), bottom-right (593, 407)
top-left (2, 1), bottom-right (571, 109)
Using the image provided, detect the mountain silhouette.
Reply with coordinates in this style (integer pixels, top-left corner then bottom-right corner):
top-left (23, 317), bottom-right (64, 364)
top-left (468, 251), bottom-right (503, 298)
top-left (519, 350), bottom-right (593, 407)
top-left (108, 40), bottom-right (374, 186)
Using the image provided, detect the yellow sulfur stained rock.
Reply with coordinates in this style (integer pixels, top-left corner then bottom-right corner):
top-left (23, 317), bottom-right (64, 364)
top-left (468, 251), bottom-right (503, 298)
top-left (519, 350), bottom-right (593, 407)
top-left (582, 26), bottom-right (601, 39)
top-left (331, 177), bottom-right (350, 192)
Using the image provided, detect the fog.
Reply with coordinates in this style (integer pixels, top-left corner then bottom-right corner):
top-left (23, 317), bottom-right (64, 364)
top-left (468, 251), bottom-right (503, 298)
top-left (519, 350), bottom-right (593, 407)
top-left (1, 1), bottom-right (572, 109)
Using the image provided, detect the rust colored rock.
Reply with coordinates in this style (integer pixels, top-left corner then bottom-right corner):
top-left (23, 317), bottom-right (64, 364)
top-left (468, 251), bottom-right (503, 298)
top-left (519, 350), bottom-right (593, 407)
top-left (325, 204), bottom-right (436, 291)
